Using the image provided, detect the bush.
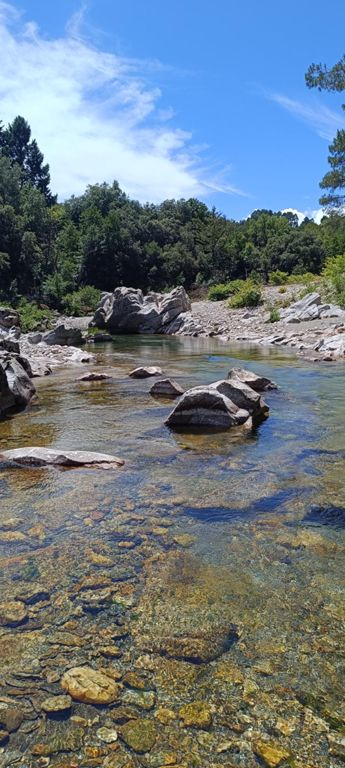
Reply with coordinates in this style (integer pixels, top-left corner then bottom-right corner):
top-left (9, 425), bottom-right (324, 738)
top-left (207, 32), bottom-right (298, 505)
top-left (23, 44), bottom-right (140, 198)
top-left (278, 286), bottom-right (286, 293)
top-left (62, 286), bottom-right (101, 316)
top-left (268, 270), bottom-right (289, 285)
top-left (208, 279), bottom-right (246, 301)
top-left (322, 254), bottom-right (345, 306)
top-left (229, 281), bottom-right (262, 309)
top-left (268, 307), bottom-right (280, 323)
top-left (16, 298), bottom-right (52, 332)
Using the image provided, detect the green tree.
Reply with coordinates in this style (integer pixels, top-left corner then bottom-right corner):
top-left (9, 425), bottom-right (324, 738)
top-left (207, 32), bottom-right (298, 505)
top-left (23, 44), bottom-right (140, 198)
top-left (306, 56), bottom-right (345, 209)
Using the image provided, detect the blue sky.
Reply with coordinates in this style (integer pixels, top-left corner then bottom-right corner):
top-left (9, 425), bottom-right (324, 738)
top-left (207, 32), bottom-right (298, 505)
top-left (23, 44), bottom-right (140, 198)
top-left (0, 0), bottom-right (344, 220)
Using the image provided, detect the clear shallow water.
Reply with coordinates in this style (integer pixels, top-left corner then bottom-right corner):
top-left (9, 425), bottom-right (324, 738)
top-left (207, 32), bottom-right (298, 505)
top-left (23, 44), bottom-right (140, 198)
top-left (0, 336), bottom-right (344, 767)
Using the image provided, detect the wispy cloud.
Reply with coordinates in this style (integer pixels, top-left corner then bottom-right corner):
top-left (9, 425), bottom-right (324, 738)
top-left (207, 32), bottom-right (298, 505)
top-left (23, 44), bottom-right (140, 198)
top-left (268, 92), bottom-right (345, 140)
top-left (0, 2), bottom-right (242, 202)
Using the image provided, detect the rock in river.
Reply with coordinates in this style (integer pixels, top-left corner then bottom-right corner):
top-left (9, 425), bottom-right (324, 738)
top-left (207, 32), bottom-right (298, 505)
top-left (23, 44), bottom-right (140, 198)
top-left (42, 324), bottom-right (84, 346)
top-left (165, 386), bottom-right (250, 429)
top-left (0, 447), bottom-right (124, 469)
top-left (61, 666), bottom-right (120, 704)
top-left (119, 718), bottom-right (157, 753)
top-left (150, 378), bottom-right (184, 397)
top-left (91, 285), bottom-right (191, 335)
top-left (129, 366), bottom-right (163, 378)
top-left (228, 366), bottom-right (277, 392)
top-left (210, 379), bottom-right (269, 423)
top-left (0, 600), bottom-right (28, 627)
top-left (41, 695), bottom-right (72, 713)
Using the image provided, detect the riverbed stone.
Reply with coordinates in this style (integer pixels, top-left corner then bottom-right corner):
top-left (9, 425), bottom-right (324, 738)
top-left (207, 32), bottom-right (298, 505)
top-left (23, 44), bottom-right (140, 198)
top-left (122, 688), bottom-right (156, 711)
top-left (60, 666), bottom-right (120, 704)
top-left (41, 695), bottom-right (72, 713)
top-left (0, 600), bottom-right (28, 627)
top-left (0, 446), bottom-right (124, 468)
top-left (96, 726), bottom-right (118, 743)
top-left (0, 705), bottom-right (24, 732)
top-left (253, 739), bottom-right (290, 767)
top-left (119, 718), bottom-right (157, 753)
top-left (179, 701), bottom-right (213, 729)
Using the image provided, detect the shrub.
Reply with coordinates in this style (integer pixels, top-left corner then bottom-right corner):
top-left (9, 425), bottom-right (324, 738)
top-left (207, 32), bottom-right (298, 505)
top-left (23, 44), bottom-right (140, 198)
top-left (229, 282), bottom-right (262, 309)
top-left (268, 307), bottom-right (280, 323)
top-left (208, 279), bottom-right (248, 301)
top-left (268, 270), bottom-right (289, 285)
top-left (208, 283), bottom-right (231, 301)
top-left (278, 286), bottom-right (286, 293)
top-left (16, 298), bottom-right (52, 332)
top-left (62, 286), bottom-right (101, 316)
top-left (322, 254), bottom-right (345, 306)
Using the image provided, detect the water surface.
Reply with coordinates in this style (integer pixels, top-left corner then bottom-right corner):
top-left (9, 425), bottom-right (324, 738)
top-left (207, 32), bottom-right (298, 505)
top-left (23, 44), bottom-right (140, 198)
top-left (0, 336), bottom-right (344, 767)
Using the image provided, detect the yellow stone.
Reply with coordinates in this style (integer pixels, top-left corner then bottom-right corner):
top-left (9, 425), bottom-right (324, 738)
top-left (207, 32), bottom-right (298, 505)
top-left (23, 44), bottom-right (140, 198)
top-left (254, 739), bottom-right (290, 767)
top-left (179, 701), bottom-right (213, 729)
top-left (155, 707), bottom-right (177, 725)
top-left (173, 534), bottom-right (196, 547)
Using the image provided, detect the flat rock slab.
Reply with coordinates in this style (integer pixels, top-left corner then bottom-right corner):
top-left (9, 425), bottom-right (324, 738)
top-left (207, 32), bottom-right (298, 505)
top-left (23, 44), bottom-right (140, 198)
top-left (61, 666), bottom-right (120, 704)
top-left (129, 366), bottom-right (163, 378)
top-left (0, 447), bottom-right (124, 469)
top-left (78, 372), bottom-right (112, 381)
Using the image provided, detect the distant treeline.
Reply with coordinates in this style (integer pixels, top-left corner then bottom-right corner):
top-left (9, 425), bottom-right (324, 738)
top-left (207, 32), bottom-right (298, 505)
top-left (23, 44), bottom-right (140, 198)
top-left (1, 116), bottom-right (345, 309)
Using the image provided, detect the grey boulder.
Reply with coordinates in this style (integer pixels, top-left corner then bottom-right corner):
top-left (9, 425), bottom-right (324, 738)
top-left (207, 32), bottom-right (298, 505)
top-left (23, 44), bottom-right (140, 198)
top-left (1, 356), bottom-right (36, 409)
top-left (150, 378), bottom-right (184, 397)
top-left (0, 307), bottom-right (20, 329)
top-left (228, 366), bottom-right (277, 392)
top-left (165, 386), bottom-right (250, 429)
top-left (42, 325), bottom-right (84, 347)
top-left (129, 366), bottom-right (163, 378)
top-left (0, 447), bottom-right (124, 469)
top-left (210, 379), bottom-right (268, 423)
top-left (91, 286), bottom-right (191, 335)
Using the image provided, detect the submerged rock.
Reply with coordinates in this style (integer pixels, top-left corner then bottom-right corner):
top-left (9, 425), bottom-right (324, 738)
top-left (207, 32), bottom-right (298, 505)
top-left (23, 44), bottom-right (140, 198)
top-left (228, 366), bottom-right (277, 392)
top-left (150, 378), bottom-right (184, 397)
top-left (0, 600), bottom-right (28, 627)
top-left (0, 447), bottom-right (124, 469)
top-left (78, 371), bottom-right (112, 381)
top-left (129, 366), bottom-right (163, 378)
top-left (165, 386), bottom-right (250, 429)
top-left (61, 666), bottom-right (120, 704)
top-left (179, 701), bottom-right (213, 729)
top-left (41, 695), bottom-right (72, 713)
top-left (119, 718), bottom-right (157, 753)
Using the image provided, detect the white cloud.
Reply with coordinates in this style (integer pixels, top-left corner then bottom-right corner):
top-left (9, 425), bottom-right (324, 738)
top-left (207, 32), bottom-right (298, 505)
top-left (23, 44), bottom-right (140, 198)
top-left (281, 207), bottom-right (326, 225)
top-left (0, 2), bottom-right (242, 202)
top-left (268, 92), bottom-right (345, 141)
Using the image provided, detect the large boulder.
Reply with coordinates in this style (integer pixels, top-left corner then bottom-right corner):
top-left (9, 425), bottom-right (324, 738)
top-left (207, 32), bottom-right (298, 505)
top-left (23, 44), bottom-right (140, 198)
top-left (42, 324), bottom-right (84, 346)
top-left (279, 292), bottom-right (345, 324)
top-left (0, 364), bottom-right (16, 417)
top-left (0, 307), bottom-right (20, 329)
top-left (165, 386), bottom-right (250, 429)
top-left (91, 286), bottom-right (191, 335)
top-left (0, 447), bottom-right (124, 469)
top-left (228, 366), bottom-right (277, 392)
top-left (0, 356), bottom-right (35, 409)
top-left (210, 379), bottom-right (268, 423)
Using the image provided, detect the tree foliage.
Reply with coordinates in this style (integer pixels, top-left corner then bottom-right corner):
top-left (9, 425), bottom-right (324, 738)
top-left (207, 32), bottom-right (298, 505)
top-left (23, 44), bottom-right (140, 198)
top-left (0, 115), bottom-right (344, 307)
top-left (306, 55), bottom-right (345, 210)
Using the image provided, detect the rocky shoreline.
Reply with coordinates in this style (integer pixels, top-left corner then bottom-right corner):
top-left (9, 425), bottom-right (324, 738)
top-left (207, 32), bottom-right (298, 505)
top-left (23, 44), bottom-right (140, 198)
top-left (191, 287), bottom-right (345, 362)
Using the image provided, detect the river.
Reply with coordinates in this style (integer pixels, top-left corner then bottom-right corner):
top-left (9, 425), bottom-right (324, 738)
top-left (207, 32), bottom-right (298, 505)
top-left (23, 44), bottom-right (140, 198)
top-left (0, 336), bottom-right (344, 767)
